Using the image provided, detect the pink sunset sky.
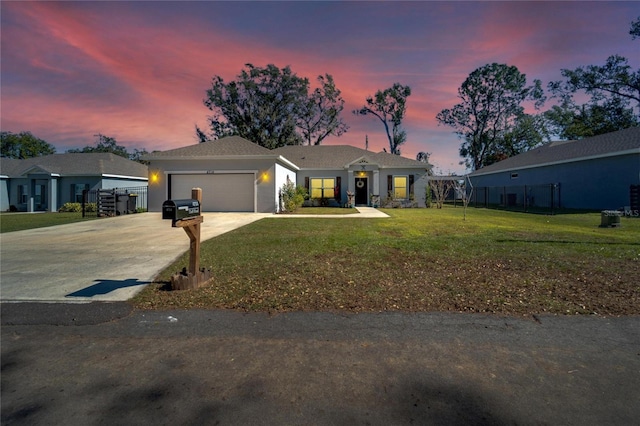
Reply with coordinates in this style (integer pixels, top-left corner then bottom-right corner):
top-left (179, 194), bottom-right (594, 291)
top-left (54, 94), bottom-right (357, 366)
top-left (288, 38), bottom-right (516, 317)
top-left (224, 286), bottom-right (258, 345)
top-left (1, 1), bottom-right (638, 174)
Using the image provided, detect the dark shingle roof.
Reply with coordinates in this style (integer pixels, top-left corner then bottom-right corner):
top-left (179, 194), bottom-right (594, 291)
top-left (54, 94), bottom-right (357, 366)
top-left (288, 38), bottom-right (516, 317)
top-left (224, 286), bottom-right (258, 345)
top-left (144, 135), bottom-right (431, 170)
top-left (273, 145), bottom-right (371, 168)
top-left (144, 136), bottom-right (272, 158)
top-left (0, 158), bottom-right (23, 176)
top-left (272, 145), bottom-right (430, 169)
top-left (470, 127), bottom-right (640, 176)
top-left (0, 153), bottom-right (148, 178)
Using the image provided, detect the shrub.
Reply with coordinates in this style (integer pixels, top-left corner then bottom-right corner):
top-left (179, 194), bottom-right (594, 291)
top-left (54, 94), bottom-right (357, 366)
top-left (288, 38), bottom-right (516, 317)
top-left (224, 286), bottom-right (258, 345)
top-left (280, 180), bottom-right (307, 212)
top-left (58, 202), bottom-right (97, 213)
top-left (425, 184), bottom-right (432, 208)
top-left (58, 202), bottom-right (82, 213)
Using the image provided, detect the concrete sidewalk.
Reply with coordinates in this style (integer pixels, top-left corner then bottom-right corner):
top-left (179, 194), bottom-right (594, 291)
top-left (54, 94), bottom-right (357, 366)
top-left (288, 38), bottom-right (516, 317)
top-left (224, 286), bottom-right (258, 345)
top-left (1, 305), bottom-right (639, 425)
top-left (269, 206), bottom-right (389, 218)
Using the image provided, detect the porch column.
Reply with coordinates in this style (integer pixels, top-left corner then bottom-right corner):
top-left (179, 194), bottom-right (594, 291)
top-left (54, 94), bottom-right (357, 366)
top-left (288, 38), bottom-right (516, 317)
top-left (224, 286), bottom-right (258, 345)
top-left (373, 169), bottom-right (380, 196)
top-left (347, 170), bottom-right (354, 193)
top-left (28, 179), bottom-right (35, 212)
top-left (49, 177), bottom-right (58, 212)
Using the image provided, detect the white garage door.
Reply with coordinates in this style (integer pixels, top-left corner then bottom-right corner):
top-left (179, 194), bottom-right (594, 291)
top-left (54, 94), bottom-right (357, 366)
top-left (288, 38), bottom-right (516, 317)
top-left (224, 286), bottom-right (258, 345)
top-left (171, 174), bottom-right (255, 212)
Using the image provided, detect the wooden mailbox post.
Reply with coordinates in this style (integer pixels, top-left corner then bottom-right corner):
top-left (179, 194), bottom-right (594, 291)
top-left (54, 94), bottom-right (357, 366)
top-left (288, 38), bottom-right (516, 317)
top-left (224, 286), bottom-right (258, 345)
top-left (168, 188), bottom-right (212, 290)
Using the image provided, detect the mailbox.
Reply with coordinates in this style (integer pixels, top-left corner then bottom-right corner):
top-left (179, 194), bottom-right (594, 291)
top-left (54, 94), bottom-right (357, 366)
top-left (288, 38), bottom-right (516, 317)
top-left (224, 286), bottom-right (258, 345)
top-left (162, 199), bottom-right (201, 222)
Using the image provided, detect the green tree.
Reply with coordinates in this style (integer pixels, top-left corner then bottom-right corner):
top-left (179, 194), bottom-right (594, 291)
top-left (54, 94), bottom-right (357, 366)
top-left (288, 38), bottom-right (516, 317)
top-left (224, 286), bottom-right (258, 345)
top-left (129, 148), bottom-right (150, 165)
top-left (544, 96), bottom-right (638, 140)
top-left (493, 114), bottom-right (549, 161)
top-left (298, 74), bottom-right (349, 145)
top-left (68, 134), bottom-right (148, 164)
top-left (203, 64), bottom-right (348, 149)
top-left (0, 131), bottom-right (56, 159)
top-left (436, 63), bottom-right (545, 170)
top-left (195, 125), bottom-right (208, 143)
top-left (545, 19), bottom-right (640, 139)
top-left (630, 16), bottom-right (640, 40)
top-left (68, 134), bottom-right (129, 158)
top-left (550, 55), bottom-right (640, 113)
top-left (353, 83), bottom-right (411, 155)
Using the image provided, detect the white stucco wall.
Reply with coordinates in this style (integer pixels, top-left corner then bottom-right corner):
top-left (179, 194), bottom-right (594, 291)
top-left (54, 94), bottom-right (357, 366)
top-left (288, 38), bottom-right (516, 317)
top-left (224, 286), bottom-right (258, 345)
top-left (274, 163), bottom-right (298, 212)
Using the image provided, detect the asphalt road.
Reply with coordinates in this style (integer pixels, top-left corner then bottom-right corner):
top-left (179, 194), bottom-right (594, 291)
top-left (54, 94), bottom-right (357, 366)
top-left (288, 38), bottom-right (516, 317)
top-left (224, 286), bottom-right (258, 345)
top-left (2, 304), bottom-right (639, 425)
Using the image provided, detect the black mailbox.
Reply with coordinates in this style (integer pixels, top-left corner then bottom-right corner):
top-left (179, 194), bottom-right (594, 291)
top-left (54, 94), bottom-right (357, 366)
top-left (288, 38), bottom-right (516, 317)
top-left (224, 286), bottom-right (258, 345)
top-left (162, 199), bottom-right (201, 222)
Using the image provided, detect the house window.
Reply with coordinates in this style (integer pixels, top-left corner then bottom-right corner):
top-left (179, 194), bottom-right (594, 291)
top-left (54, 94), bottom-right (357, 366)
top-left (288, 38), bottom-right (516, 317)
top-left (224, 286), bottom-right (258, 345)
top-left (393, 176), bottom-right (408, 199)
top-left (511, 173), bottom-right (519, 179)
top-left (71, 184), bottom-right (89, 203)
top-left (310, 178), bottom-right (335, 199)
top-left (18, 185), bottom-right (28, 204)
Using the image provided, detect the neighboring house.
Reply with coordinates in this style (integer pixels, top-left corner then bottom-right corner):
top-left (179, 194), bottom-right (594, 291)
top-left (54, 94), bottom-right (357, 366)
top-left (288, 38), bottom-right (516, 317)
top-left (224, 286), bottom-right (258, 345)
top-left (0, 153), bottom-right (148, 212)
top-left (144, 136), bottom-right (432, 213)
top-left (468, 127), bottom-right (640, 210)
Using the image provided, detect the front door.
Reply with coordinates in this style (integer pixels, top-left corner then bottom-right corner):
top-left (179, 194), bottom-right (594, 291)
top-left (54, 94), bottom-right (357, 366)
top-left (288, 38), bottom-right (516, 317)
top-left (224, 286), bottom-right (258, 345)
top-left (355, 177), bottom-right (368, 205)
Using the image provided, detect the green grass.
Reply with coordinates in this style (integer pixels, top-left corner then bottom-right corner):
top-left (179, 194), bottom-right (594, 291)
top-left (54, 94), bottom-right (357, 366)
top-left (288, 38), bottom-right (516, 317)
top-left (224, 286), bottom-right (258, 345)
top-left (132, 207), bottom-right (640, 316)
top-left (0, 212), bottom-right (98, 233)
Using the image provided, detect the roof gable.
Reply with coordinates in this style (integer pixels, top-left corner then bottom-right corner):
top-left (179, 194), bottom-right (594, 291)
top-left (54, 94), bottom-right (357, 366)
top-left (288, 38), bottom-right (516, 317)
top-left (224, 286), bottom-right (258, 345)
top-left (471, 127), bottom-right (640, 176)
top-left (18, 164), bottom-right (57, 176)
top-left (344, 155), bottom-right (381, 168)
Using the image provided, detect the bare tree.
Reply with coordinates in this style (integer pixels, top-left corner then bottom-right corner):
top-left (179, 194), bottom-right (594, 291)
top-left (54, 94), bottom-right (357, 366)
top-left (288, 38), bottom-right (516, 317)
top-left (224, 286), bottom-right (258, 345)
top-left (455, 175), bottom-right (474, 220)
top-left (429, 177), bottom-right (452, 209)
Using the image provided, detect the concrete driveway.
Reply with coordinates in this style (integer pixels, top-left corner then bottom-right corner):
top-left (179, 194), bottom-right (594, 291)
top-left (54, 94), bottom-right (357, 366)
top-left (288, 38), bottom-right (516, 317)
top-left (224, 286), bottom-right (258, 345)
top-left (0, 213), bottom-right (269, 302)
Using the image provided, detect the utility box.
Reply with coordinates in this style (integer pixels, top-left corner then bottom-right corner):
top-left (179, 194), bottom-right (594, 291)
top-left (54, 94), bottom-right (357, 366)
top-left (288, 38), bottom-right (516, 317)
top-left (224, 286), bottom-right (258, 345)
top-left (162, 199), bottom-right (201, 223)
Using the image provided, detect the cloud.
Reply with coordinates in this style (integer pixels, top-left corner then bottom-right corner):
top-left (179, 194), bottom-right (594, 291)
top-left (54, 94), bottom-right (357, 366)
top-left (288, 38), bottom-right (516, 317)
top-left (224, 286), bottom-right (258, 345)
top-left (2, 1), bottom-right (638, 174)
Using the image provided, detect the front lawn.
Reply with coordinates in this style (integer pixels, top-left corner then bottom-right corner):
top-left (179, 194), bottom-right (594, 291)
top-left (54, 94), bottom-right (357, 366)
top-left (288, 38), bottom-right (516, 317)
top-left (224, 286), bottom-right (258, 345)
top-left (132, 207), bottom-right (640, 316)
top-left (0, 212), bottom-right (98, 233)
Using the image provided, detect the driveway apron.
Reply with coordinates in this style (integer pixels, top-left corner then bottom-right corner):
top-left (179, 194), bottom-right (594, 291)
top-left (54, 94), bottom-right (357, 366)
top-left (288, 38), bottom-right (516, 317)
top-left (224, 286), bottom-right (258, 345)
top-left (0, 213), bottom-right (268, 302)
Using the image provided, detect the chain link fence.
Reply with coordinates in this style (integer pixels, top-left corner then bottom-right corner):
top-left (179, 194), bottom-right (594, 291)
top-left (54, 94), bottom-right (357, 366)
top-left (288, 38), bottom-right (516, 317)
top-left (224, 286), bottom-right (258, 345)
top-left (470, 184), bottom-right (561, 214)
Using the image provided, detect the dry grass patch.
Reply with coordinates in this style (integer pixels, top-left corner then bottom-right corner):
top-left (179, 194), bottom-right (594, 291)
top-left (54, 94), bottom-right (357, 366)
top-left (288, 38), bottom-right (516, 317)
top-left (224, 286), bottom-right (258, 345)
top-left (132, 208), bottom-right (640, 316)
